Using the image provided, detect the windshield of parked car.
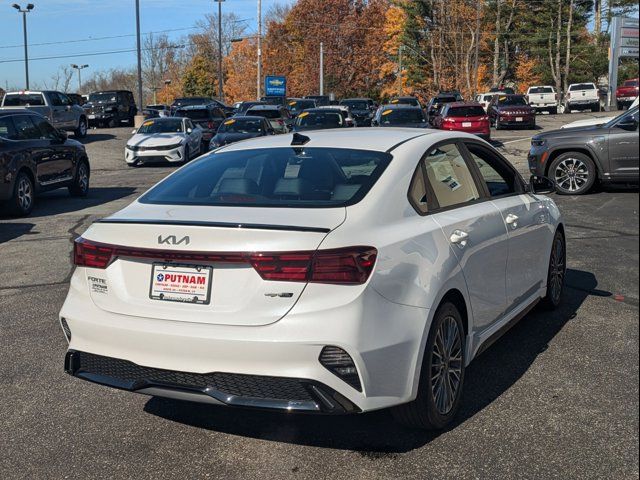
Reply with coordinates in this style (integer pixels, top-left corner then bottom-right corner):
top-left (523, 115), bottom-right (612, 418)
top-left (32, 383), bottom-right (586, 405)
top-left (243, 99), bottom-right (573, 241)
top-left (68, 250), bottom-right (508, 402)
top-left (176, 109), bottom-right (211, 120)
top-left (624, 80), bottom-right (639, 87)
top-left (218, 118), bottom-right (264, 133)
top-left (341, 100), bottom-right (369, 110)
top-left (569, 84), bottom-right (595, 91)
top-left (146, 105), bottom-right (166, 111)
top-left (379, 108), bottom-right (425, 124)
top-left (605, 106), bottom-right (639, 129)
top-left (246, 108), bottom-right (282, 119)
top-left (296, 112), bottom-right (343, 128)
top-left (529, 87), bottom-right (554, 94)
top-left (288, 100), bottom-right (316, 114)
top-left (497, 96), bottom-right (528, 106)
top-left (432, 96), bottom-right (457, 106)
top-left (447, 106), bottom-right (486, 117)
top-left (3, 94), bottom-right (45, 106)
top-left (137, 119), bottom-right (184, 134)
top-left (173, 98), bottom-right (210, 107)
top-left (139, 147), bottom-right (392, 208)
top-left (391, 98), bottom-right (420, 107)
top-left (89, 93), bottom-right (117, 103)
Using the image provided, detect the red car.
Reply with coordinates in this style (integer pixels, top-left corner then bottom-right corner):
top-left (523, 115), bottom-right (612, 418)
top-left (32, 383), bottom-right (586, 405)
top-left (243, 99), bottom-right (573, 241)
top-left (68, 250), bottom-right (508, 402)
top-left (616, 78), bottom-right (639, 110)
top-left (431, 102), bottom-right (491, 141)
top-left (488, 94), bottom-right (536, 130)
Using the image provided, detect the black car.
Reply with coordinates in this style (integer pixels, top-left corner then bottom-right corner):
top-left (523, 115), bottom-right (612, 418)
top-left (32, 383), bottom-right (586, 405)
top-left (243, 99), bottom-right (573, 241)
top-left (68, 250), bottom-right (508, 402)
top-left (84, 90), bottom-right (137, 128)
top-left (287, 98), bottom-right (317, 118)
top-left (528, 106), bottom-right (639, 195)
top-left (67, 93), bottom-right (86, 106)
top-left (426, 95), bottom-right (458, 124)
top-left (372, 105), bottom-right (428, 128)
top-left (304, 95), bottom-right (331, 107)
top-left (292, 109), bottom-right (348, 131)
top-left (439, 91), bottom-right (464, 101)
top-left (0, 110), bottom-right (90, 216)
top-left (170, 97), bottom-right (232, 116)
top-left (261, 96), bottom-right (287, 106)
top-left (390, 96), bottom-right (423, 108)
top-left (175, 105), bottom-right (227, 146)
top-left (340, 98), bottom-right (377, 126)
top-left (235, 101), bottom-right (267, 115)
top-left (209, 116), bottom-right (274, 150)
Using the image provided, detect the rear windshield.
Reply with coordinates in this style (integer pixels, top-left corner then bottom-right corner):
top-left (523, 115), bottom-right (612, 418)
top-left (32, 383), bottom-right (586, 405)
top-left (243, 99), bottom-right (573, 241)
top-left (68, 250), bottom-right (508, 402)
top-left (448, 106), bottom-right (486, 117)
top-left (433, 96), bottom-right (457, 105)
top-left (139, 148), bottom-right (393, 208)
top-left (529, 87), bottom-right (554, 94)
top-left (296, 112), bottom-right (343, 128)
top-left (247, 109), bottom-right (281, 119)
top-left (137, 119), bottom-right (183, 134)
top-left (176, 109), bottom-right (210, 120)
top-left (497, 96), bottom-right (528, 106)
top-left (391, 98), bottom-right (420, 107)
top-left (624, 80), bottom-right (639, 87)
top-left (569, 84), bottom-right (595, 91)
top-left (218, 118), bottom-right (264, 133)
top-left (379, 108), bottom-right (425, 124)
top-left (89, 93), bottom-right (117, 103)
top-left (3, 94), bottom-right (45, 106)
top-left (288, 100), bottom-right (316, 113)
top-left (173, 98), bottom-right (210, 107)
top-left (341, 100), bottom-right (369, 110)
top-left (239, 102), bottom-right (264, 113)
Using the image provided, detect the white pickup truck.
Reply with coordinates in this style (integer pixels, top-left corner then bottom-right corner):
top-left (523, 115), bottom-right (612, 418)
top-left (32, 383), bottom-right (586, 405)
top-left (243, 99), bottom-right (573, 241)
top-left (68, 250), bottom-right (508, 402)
top-left (0, 90), bottom-right (88, 138)
top-left (564, 83), bottom-right (600, 114)
top-left (526, 86), bottom-right (558, 114)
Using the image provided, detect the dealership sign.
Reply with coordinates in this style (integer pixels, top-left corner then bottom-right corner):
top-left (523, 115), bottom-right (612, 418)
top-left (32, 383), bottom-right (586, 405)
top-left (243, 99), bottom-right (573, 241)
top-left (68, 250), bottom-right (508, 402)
top-left (607, 17), bottom-right (639, 108)
top-left (265, 76), bottom-right (287, 96)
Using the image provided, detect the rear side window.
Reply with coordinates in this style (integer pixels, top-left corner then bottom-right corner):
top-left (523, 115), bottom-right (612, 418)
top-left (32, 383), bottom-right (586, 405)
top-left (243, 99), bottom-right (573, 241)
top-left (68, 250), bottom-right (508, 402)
top-left (424, 144), bottom-right (480, 209)
top-left (448, 106), bottom-right (486, 117)
top-left (140, 147), bottom-right (393, 208)
top-left (12, 115), bottom-right (41, 140)
top-left (177, 109), bottom-right (210, 120)
top-left (569, 84), bottom-right (595, 91)
top-left (466, 144), bottom-right (518, 197)
top-left (3, 94), bottom-right (45, 107)
top-left (0, 117), bottom-right (17, 139)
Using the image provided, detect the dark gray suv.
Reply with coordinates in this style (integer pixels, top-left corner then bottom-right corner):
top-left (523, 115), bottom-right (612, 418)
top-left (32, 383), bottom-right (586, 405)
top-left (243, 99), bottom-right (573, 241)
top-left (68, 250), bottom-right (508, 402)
top-left (528, 106), bottom-right (639, 195)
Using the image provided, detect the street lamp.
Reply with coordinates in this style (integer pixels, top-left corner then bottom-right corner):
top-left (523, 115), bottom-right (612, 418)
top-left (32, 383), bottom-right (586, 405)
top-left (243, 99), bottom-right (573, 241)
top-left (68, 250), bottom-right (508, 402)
top-left (134, 0), bottom-right (144, 126)
top-left (71, 64), bottom-right (89, 93)
top-left (214, 0), bottom-right (225, 103)
top-left (11, 3), bottom-right (35, 90)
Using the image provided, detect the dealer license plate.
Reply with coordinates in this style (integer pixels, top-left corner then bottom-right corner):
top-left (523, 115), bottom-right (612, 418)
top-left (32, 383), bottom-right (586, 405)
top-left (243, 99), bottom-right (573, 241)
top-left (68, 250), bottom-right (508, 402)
top-left (150, 264), bottom-right (212, 305)
top-left (462, 122), bottom-right (472, 128)
top-left (516, 117), bottom-right (524, 122)
top-left (88, 115), bottom-right (96, 120)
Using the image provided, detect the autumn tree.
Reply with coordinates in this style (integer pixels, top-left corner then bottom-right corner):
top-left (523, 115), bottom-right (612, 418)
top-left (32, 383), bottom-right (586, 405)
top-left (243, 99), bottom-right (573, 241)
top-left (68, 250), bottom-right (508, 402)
top-left (224, 39), bottom-right (258, 103)
top-left (182, 54), bottom-right (216, 97)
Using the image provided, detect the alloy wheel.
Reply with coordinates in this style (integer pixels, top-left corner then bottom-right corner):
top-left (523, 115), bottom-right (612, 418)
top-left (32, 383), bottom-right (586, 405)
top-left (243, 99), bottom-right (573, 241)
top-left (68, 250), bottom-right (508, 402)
top-left (78, 164), bottom-right (89, 193)
top-left (555, 158), bottom-right (590, 192)
top-left (549, 235), bottom-right (566, 304)
top-left (431, 316), bottom-right (463, 415)
top-left (80, 119), bottom-right (87, 137)
top-left (17, 176), bottom-right (33, 212)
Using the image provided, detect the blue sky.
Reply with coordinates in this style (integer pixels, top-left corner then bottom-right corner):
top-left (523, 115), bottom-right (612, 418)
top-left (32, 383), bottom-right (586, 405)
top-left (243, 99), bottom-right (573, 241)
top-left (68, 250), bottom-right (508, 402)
top-left (0, 0), bottom-right (281, 90)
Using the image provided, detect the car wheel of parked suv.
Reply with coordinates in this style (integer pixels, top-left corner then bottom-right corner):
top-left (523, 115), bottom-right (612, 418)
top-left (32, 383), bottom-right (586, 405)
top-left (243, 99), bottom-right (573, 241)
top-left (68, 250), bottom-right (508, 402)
top-left (392, 301), bottom-right (466, 430)
top-left (74, 118), bottom-right (88, 138)
top-left (549, 152), bottom-right (596, 195)
top-left (550, 107), bottom-right (558, 115)
top-left (9, 171), bottom-right (35, 217)
top-left (541, 230), bottom-right (566, 310)
top-left (69, 161), bottom-right (90, 197)
top-left (591, 104), bottom-right (600, 113)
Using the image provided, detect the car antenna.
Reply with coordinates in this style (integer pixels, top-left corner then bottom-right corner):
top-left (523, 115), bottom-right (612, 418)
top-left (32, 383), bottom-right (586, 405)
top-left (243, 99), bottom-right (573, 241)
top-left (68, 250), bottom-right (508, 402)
top-left (291, 132), bottom-right (310, 146)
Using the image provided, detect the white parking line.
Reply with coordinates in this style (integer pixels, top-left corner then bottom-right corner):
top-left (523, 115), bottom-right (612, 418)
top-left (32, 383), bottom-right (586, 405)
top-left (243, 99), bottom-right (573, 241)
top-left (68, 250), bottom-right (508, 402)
top-left (497, 137), bottom-right (532, 145)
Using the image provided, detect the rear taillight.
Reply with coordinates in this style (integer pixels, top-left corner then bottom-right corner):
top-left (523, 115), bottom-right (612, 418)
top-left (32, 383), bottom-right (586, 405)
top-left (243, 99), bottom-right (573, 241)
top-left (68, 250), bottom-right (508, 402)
top-left (480, 116), bottom-right (489, 121)
top-left (277, 119), bottom-right (285, 126)
top-left (207, 121), bottom-right (215, 129)
top-left (73, 239), bottom-right (377, 285)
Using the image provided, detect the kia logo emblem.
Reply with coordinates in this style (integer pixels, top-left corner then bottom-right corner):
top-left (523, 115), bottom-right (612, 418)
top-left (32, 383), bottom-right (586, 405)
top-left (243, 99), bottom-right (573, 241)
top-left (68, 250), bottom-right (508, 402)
top-left (158, 235), bottom-right (190, 246)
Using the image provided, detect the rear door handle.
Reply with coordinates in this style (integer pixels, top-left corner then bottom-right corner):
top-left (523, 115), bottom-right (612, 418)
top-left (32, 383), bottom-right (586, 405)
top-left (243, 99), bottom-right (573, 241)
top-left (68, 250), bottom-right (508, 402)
top-left (450, 230), bottom-right (469, 247)
top-left (506, 214), bottom-right (519, 229)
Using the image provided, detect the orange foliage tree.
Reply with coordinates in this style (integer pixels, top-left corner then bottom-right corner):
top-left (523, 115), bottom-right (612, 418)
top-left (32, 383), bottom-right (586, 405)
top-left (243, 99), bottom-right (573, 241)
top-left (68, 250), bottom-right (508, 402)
top-left (224, 39), bottom-right (258, 103)
top-left (514, 54), bottom-right (542, 93)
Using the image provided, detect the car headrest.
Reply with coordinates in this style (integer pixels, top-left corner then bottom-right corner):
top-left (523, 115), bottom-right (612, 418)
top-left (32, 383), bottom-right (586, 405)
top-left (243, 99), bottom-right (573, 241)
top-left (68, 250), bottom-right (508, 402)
top-left (216, 178), bottom-right (260, 195)
top-left (273, 178), bottom-right (314, 198)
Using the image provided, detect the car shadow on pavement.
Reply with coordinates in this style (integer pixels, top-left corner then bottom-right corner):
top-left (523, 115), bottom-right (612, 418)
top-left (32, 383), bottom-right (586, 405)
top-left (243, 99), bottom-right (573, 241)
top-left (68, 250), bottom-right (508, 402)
top-left (79, 133), bottom-right (117, 144)
top-left (0, 222), bottom-right (36, 244)
top-left (0, 187), bottom-right (137, 220)
top-left (143, 268), bottom-right (602, 455)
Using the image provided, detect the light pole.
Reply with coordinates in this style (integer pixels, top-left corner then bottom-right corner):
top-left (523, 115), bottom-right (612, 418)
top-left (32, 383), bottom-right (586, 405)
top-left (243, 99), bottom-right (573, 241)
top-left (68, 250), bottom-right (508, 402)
top-left (71, 64), bottom-right (89, 93)
top-left (257, 0), bottom-right (262, 100)
top-left (214, 0), bottom-right (225, 102)
top-left (134, 0), bottom-right (144, 126)
top-left (12, 3), bottom-right (35, 90)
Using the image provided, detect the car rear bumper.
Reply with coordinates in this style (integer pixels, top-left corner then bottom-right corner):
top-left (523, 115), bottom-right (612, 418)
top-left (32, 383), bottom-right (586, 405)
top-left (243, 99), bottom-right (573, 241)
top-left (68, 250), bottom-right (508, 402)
top-left (498, 116), bottom-right (536, 127)
top-left (59, 272), bottom-right (429, 413)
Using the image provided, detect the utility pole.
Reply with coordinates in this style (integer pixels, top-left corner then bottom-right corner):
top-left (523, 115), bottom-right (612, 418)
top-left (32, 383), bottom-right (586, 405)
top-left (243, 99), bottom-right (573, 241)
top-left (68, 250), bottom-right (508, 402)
top-left (398, 45), bottom-right (403, 96)
top-left (135, 0), bottom-right (144, 125)
top-left (473, 0), bottom-right (481, 96)
top-left (320, 42), bottom-right (324, 96)
top-left (257, 0), bottom-right (262, 100)
top-left (12, 3), bottom-right (35, 90)
top-left (71, 64), bottom-right (89, 93)
top-left (595, 0), bottom-right (602, 39)
top-left (215, 0), bottom-right (225, 102)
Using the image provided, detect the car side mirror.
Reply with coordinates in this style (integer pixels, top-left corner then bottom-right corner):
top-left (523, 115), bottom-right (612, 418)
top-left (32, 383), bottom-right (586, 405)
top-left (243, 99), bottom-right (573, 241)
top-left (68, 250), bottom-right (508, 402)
top-left (616, 117), bottom-right (638, 131)
top-left (529, 175), bottom-right (556, 194)
top-left (131, 129), bottom-right (137, 135)
top-left (187, 128), bottom-right (193, 134)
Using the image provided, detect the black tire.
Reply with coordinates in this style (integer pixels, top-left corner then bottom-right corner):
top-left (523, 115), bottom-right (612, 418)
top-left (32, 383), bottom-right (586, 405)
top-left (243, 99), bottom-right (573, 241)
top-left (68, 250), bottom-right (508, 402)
top-left (392, 302), bottom-right (466, 430)
top-left (548, 152), bottom-right (597, 195)
top-left (8, 171), bottom-right (35, 217)
top-left (564, 104), bottom-right (572, 114)
top-left (540, 230), bottom-right (566, 310)
top-left (550, 107), bottom-right (558, 115)
top-left (617, 102), bottom-right (622, 111)
top-left (184, 145), bottom-right (191, 163)
top-left (74, 117), bottom-right (88, 138)
top-left (107, 116), bottom-right (118, 128)
top-left (68, 160), bottom-right (90, 197)
top-left (495, 120), bottom-right (502, 130)
top-left (591, 103), bottom-right (600, 113)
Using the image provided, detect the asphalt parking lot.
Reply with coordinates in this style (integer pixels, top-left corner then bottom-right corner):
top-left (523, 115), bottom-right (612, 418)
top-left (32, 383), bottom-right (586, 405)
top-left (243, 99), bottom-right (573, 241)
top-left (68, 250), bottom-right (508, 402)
top-left (0, 112), bottom-right (638, 479)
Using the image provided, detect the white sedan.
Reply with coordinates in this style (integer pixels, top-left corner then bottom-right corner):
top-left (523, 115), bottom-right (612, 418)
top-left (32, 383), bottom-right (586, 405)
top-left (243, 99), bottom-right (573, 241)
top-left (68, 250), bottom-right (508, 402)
top-left (61, 129), bottom-right (565, 430)
top-left (125, 117), bottom-right (203, 167)
top-left (561, 97), bottom-right (639, 129)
